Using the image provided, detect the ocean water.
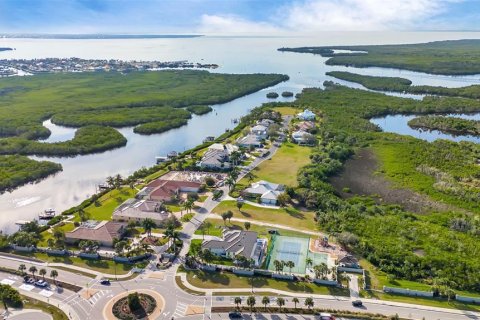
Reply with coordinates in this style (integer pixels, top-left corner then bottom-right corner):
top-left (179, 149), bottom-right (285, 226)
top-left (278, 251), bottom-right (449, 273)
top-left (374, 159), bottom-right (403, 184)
top-left (0, 32), bottom-right (479, 231)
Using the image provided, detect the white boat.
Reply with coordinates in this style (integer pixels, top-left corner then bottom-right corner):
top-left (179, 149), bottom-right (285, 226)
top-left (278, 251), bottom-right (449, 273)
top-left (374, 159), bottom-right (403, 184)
top-left (39, 208), bottom-right (56, 220)
top-left (155, 156), bottom-right (168, 164)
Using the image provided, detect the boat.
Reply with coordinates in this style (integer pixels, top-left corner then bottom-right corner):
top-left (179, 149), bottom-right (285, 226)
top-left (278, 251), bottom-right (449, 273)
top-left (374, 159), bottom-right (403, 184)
top-left (15, 220), bottom-right (32, 226)
top-left (203, 136), bottom-right (215, 143)
top-left (155, 156), bottom-right (168, 164)
top-left (167, 151), bottom-right (178, 159)
top-left (39, 208), bottom-right (56, 220)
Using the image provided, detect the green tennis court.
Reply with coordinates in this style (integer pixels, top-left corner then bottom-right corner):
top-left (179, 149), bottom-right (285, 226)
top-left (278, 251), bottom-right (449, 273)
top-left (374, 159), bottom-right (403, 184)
top-left (266, 235), bottom-right (329, 274)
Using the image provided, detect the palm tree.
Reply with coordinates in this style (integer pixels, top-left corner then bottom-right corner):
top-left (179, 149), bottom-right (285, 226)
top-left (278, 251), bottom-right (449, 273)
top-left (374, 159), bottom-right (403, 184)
top-left (286, 260), bottom-right (295, 274)
top-left (273, 260), bottom-right (283, 273)
top-left (313, 263), bottom-right (329, 279)
top-left (47, 238), bottom-right (55, 249)
top-left (292, 297), bottom-right (299, 309)
top-left (39, 268), bottom-right (47, 280)
top-left (50, 270), bottom-right (58, 284)
top-left (276, 297), bottom-right (285, 311)
top-left (221, 212), bottom-right (229, 225)
top-left (234, 297), bottom-right (242, 310)
top-left (29, 266), bottom-right (37, 279)
top-left (262, 296), bottom-right (270, 311)
top-left (236, 201), bottom-right (244, 212)
top-left (304, 297), bottom-right (314, 310)
top-left (244, 221), bottom-right (251, 231)
top-left (246, 296), bottom-right (256, 312)
top-left (225, 177), bottom-right (236, 191)
top-left (142, 218), bottom-right (156, 237)
top-left (304, 274), bottom-right (311, 292)
top-left (18, 264), bottom-right (26, 275)
top-left (164, 226), bottom-right (180, 252)
top-left (306, 257), bottom-right (313, 269)
top-left (183, 199), bottom-right (194, 214)
top-left (245, 171), bottom-right (255, 183)
top-left (198, 221), bottom-right (212, 240)
top-left (106, 176), bottom-right (115, 189)
top-left (114, 174), bottom-right (123, 189)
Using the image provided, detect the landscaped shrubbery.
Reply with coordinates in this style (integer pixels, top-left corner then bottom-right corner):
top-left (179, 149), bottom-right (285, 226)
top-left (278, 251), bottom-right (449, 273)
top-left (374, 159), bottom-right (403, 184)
top-left (112, 292), bottom-right (156, 320)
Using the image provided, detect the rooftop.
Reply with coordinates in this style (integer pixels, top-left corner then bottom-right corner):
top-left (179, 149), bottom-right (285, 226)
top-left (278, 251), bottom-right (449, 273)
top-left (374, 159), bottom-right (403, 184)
top-left (66, 220), bottom-right (126, 244)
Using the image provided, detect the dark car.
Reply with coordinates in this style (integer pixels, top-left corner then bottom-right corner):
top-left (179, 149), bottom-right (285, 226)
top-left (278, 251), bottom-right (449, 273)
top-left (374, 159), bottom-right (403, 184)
top-left (352, 300), bottom-right (363, 307)
top-left (228, 312), bottom-right (243, 319)
top-left (100, 279), bottom-right (111, 285)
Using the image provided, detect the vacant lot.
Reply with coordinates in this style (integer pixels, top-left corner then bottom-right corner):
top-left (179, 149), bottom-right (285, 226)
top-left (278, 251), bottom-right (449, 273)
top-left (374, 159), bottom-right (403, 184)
top-left (241, 143), bottom-right (311, 187)
top-left (212, 201), bottom-right (317, 232)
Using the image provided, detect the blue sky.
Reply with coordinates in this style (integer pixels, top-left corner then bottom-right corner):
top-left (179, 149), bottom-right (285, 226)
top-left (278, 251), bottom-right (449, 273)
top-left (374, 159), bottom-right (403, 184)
top-left (0, 0), bottom-right (479, 34)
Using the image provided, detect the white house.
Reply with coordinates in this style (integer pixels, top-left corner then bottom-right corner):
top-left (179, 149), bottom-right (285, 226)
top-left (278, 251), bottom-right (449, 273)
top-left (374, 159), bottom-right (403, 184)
top-left (197, 143), bottom-right (238, 170)
top-left (291, 130), bottom-right (315, 145)
top-left (297, 109), bottom-right (316, 121)
top-left (236, 134), bottom-right (263, 148)
top-left (201, 229), bottom-right (267, 267)
top-left (250, 124), bottom-right (268, 139)
top-left (244, 180), bottom-right (285, 205)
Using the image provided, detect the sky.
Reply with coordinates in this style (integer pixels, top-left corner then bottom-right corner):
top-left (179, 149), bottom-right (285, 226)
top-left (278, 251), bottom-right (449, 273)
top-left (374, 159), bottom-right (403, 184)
top-left (0, 0), bottom-right (480, 34)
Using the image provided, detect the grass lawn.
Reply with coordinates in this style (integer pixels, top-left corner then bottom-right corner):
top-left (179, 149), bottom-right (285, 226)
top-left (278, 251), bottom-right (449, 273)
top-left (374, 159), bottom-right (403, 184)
top-left (75, 187), bottom-right (137, 221)
top-left (195, 218), bottom-right (313, 240)
top-left (361, 290), bottom-right (480, 312)
top-left (23, 295), bottom-right (68, 320)
top-left (212, 201), bottom-right (317, 232)
top-left (183, 269), bottom-right (349, 296)
top-left (16, 252), bottom-right (133, 275)
top-left (273, 106), bottom-right (300, 116)
top-left (239, 142), bottom-right (311, 187)
top-left (39, 222), bottom-right (76, 247)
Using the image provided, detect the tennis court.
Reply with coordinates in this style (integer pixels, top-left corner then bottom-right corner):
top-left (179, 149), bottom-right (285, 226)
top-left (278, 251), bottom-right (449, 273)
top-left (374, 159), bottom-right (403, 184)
top-left (266, 235), bottom-right (328, 274)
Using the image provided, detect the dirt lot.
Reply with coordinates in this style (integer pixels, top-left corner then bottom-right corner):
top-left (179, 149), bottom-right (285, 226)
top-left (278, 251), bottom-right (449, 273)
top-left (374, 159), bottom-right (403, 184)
top-left (329, 148), bottom-right (452, 214)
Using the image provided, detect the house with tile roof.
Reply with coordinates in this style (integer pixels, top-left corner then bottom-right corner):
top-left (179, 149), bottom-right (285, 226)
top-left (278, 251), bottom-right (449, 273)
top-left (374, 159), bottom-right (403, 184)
top-left (112, 199), bottom-right (171, 225)
top-left (201, 229), bottom-right (267, 267)
top-left (65, 220), bottom-right (127, 247)
top-left (136, 179), bottom-right (201, 202)
top-left (243, 180), bottom-right (285, 205)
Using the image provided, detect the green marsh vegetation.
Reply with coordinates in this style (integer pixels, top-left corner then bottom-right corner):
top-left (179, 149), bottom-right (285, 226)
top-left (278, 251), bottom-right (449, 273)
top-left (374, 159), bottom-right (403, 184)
top-left (0, 70), bottom-right (287, 191)
top-left (280, 39), bottom-right (480, 75)
top-left (271, 83), bottom-right (480, 294)
top-left (408, 115), bottom-right (480, 137)
top-left (327, 71), bottom-right (480, 99)
top-left (0, 155), bottom-right (62, 193)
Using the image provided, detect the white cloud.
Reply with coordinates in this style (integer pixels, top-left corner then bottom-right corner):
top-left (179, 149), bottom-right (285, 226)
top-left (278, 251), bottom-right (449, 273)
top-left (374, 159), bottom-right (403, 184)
top-left (284, 0), bottom-right (457, 31)
top-left (198, 14), bottom-right (281, 34)
top-left (197, 0), bottom-right (462, 34)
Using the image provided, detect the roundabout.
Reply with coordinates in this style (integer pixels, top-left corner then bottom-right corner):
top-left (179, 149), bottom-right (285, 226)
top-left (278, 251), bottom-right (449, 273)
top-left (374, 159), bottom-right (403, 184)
top-left (103, 289), bottom-right (165, 320)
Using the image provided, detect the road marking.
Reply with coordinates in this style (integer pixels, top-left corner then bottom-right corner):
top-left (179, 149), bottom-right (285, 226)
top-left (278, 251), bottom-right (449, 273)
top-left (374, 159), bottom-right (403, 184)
top-left (19, 284), bottom-right (34, 291)
top-left (173, 302), bottom-right (188, 318)
top-left (1, 278), bottom-right (15, 285)
top-left (39, 289), bottom-right (54, 297)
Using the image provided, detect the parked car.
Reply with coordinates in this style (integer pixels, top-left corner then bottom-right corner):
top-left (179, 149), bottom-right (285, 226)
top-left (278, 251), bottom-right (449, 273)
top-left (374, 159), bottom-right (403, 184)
top-left (100, 279), bottom-right (111, 285)
top-left (228, 312), bottom-right (243, 319)
top-left (34, 280), bottom-right (48, 288)
top-left (352, 300), bottom-right (363, 307)
top-left (24, 276), bottom-right (35, 284)
top-left (268, 229), bottom-right (278, 234)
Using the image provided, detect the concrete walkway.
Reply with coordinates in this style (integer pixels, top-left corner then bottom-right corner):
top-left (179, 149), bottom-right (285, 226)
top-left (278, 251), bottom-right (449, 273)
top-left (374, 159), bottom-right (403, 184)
top-left (348, 274), bottom-right (359, 299)
top-left (207, 214), bottom-right (321, 236)
top-left (177, 272), bottom-right (480, 318)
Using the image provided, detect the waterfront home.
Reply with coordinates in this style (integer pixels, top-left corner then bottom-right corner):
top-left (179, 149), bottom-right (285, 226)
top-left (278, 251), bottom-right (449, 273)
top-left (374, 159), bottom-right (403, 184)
top-left (243, 180), bottom-right (285, 205)
top-left (113, 198), bottom-right (170, 225)
top-left (137, 179), bottom-right (201, 202)
top-left (297, 109), bottom-right (316, 121)
top-left (296, 121), bottom-right (316, 132)
top-left (236, 134), bottom-right (263, 148)
top-left (201, 229), bottom-right (267, 267)
top-left (250, 124), bottom-right (268, 139)
top-left (291, 130), bottom-right (314, 145)
top-left (197, 143), bottom-right (238, 170)
top-left (65, 220), bottom-right (127, 247)
top-left (256, 119), bottom-right (275, 128)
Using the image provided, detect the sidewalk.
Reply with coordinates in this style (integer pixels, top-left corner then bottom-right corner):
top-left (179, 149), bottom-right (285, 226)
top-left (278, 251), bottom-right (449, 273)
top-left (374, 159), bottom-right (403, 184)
top-left (176, 272), bottom-right (480, 317)
top-left (0, 253), bottom-right (136, 280)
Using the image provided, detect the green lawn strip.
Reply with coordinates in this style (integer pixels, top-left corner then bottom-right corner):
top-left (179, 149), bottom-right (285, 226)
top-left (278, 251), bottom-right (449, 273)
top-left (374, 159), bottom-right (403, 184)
top-left (361, 259), bottom-right (432, 291)
top-left (239, 142), bottom-right (311, 187)
top-left (198, 195), bottom-right (208, 202)
top-left (195, 218), bottom-right (313, 240)
top-left (212, 291), bottom-right (279, 296)
top-left (361, 290), bottom-right (480, 312)
top-left (175, 275), bottom-right (205, 296)
top-left (75, 187), bottom-right (137, 221)
top-left (184, 269), bottom-right (349, 296)
top-left (23, 295), bottom-right (68, 320)
top-left (212, 201), bottom-right (317, 232)
top-left (51, 265), bottom-right (97, 279)
top-left (39, 222), bottom-right (76, 247)
top-left (14, 252), bottom-right (133, 275)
